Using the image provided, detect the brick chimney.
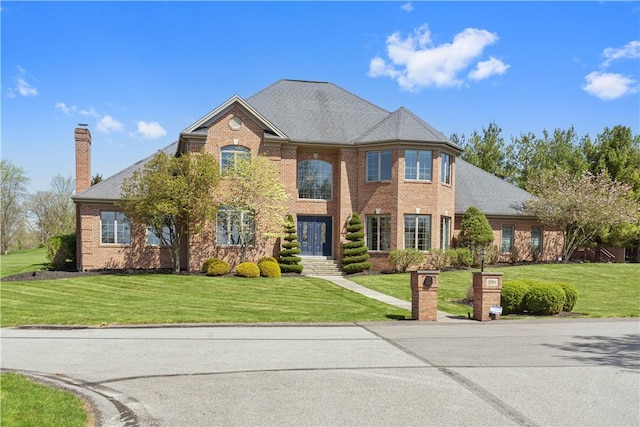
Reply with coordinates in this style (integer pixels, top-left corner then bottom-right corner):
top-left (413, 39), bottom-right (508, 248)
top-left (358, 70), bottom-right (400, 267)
top-left (75, 126), bottom-right (91, 194)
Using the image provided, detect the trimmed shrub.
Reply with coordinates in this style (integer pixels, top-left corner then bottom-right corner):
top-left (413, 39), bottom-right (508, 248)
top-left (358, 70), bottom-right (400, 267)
top-left (556, 282), bottom-right (578, 312)
top-left (45, 233), bottom-right (76, 269)
top-left (449, 247), bottom-right (473, 268)
top-left (341, 213), bottom-right (371, 274)
top-left (202, 258), bottom-right (221, 273)
top-left (258, 260), bottom-right (281, 278)
top-left (236, 262), bottom-right (260, 278)
top-left (523, 283), bottom-right (566, 315)
top-left (206, 260), bottom-right (230, 276)
top-left (278, 214), bottom-right (303, 274)
top-left (389, 248), bottom-right (425, 272)
top-left (501, 280), bottom-right (531, 315)
top-left (429, 248), bottom-right (450, 269)
top-left (280, 264), bottom-right (304, 274)
top-left (258, 256), bottom-right (278, 264)
top-left (457, 206), bottom-right (494, 257)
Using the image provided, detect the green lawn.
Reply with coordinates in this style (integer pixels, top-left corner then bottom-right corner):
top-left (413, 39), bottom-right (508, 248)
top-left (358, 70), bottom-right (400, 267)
top-left (0, 372), bottom-right (89, 427)
top-left (1, 273), bottom-right (410, 327)
top-left (0, 248), bottom-right (49, 278)
top-left (349, 263), bottom-right (640, 318)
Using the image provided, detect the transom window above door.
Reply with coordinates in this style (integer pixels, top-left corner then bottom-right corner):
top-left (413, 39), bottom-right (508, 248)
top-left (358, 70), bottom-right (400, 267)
top-left (221, 145), bottom-right (250, 173)
top-left (298, 160), bottom-right (332, 200)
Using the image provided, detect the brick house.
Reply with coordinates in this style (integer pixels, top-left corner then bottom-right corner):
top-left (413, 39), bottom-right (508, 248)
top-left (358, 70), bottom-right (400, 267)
top-left (72, 79), bottom-right (562, 272)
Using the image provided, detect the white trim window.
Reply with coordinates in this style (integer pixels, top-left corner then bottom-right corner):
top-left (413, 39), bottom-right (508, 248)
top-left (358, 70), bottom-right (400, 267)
top-left (216, 208), bottom-right (255, 246)
top-left (366, 150), bottom-right (392, 182)
top-left (146, 224), bottom-right (172, 246)
top-left (221, 145), bottom-right (250, 174)
top-left (501, 225), bottom-right (515, 253)
top-left (530, 226), bottom-right (542, 254)
top-left (298, 160), bottom-right (332, 200)
top-left (441, 153), bottom-right (452, 185)
top-left (405, 150), bottom-right (432, 181)
top-left (404, 214), bottom-right (431, 251)
top-left (100, 211), bottom-right (130, 245)
top-left (440, 216), bottom-right (451, 250)
top-left (366, 215), bottom-right (391, 251)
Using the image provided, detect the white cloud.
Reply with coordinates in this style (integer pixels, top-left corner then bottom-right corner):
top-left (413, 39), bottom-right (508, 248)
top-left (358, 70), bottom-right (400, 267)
top-left (582, 71), bottom-right (638, 100)
top-left (55, 102), bottom-right (75, 115)
top-left (602, 40), bottom-right (640, 68)
top-left (469, 56), bottom-right (510, 80)
top-left (79, 107), bottom-right (99, 117)
top-left (135, 121), bottom-right (167, 139)
top-left (369, 24), bottom-right (507, 91)
top-left (7, 66), bottom-right (38, 98)
top-left (97, 115), bottom-right (124, 133)
top-left (401, 2), bottom-right (413, 12)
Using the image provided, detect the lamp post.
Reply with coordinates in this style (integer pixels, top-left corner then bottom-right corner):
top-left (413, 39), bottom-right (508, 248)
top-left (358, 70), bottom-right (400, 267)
top-left (480, 249), bottom-right (486, 272)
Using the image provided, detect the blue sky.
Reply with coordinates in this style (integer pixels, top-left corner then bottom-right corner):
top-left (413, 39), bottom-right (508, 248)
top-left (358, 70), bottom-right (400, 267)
top-left (2, 1), bottom-right (639, 193)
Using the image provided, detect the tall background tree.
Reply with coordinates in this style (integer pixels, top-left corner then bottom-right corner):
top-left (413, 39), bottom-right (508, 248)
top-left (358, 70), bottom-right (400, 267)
top-left (219, 155), bottom-right (288, 262)
top-left (1, 160), bottom-right (30, 254)
top-left (452, 121), bottom-right (509, 179)
top-left (120, 150), bottom-right (221, 273)
top-left (27, 175), bottom-right (76, 244)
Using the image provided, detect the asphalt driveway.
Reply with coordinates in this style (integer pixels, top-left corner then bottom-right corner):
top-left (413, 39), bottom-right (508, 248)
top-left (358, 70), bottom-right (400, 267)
top-left (1, 319), bottom-right (639, 426)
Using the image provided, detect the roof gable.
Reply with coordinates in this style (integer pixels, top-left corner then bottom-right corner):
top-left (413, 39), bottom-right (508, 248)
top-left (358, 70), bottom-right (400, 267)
top-left (181, 95), bottom-right (287, 139)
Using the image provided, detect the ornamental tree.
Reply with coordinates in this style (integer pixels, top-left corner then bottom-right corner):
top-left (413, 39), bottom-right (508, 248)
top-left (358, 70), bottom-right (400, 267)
top-left (278, 214), bottom-right (303, 274)
top-left (219, 155), bottom-right (288, 262)
top-left (341, 212), bottom-right (372, 274)
top-left (457, 206), bottom-right (494, 258)
top-left (120, 150), bottom-right (221, 273)
top-left (522, 169), bottom-right (637, 261)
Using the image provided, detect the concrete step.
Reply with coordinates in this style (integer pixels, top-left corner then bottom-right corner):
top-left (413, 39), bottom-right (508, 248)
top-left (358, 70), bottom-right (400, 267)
top-left (300, 257), bottom-right (343, 276)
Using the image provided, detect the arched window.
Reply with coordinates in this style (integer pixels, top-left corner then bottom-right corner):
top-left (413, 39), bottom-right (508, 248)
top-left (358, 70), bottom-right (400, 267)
top-left (220, 145), bottom-right (250, 173)
top-left (298, 160), bottom-right (332, 200)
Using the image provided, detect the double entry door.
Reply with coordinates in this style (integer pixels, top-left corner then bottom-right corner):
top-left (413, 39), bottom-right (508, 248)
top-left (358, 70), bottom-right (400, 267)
top-left (297, 216), bottom-right (332, 257)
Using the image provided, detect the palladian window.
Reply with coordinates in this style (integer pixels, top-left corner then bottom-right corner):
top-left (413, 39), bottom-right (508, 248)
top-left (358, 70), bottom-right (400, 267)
top-left (221, 145), bottom-right (250, 174)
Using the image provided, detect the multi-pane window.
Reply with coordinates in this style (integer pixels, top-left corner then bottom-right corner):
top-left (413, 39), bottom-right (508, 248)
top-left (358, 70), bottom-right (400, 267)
top-left (440, 216), bottom-right (451, 250)
top-left (441, 153), bottom-right (452, 185)
top-left (404, 214), bottom-right (431, 251)
top-left (366, 150), bottom-right (392, 181)
top-left (100, 211), bottom-right (130, 245)
top-left (366, 215), bottom-right (391, 251)
top-left (405, 150), bottom-right (432, 181)
top-left (298, 160), bottom-right (332, 200)
top-left (146, 225), bottom-right (172, 246)
top-left (220, 145), bottom-right (250, 173)
top-left (216, 208), bottom-right (255, 246)
top-left (501, 225), bottom-right (515, 253)
top-left (530, 226), bottom-right (542, 254)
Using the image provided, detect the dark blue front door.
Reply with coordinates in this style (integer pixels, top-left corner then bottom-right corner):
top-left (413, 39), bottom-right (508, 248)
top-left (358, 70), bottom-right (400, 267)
top-left (297, 216), bottom-right (332, 256)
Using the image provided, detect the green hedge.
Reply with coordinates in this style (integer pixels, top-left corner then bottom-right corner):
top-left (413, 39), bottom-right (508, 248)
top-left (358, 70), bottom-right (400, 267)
top-left (501, 280), bottom-right (531, 314)
top-left (523, 282), bottom-right (566, 315)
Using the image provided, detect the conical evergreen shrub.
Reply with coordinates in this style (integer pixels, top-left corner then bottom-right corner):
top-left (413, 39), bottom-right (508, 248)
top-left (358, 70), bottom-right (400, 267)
top-left (341, 212), bottom-right (372, 274)
top-left (278, 214), bottom-right (303, 274)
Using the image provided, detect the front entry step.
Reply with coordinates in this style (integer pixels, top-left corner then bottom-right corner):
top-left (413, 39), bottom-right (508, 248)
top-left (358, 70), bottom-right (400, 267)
top-left (300, 257), bottom-right (343, 276)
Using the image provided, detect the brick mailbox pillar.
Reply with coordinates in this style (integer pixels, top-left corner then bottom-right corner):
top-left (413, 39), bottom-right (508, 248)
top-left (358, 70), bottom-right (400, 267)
top-left (410, 270), bottom-right (439, 321)
top-left (472, 272), bottom-right (503, 321)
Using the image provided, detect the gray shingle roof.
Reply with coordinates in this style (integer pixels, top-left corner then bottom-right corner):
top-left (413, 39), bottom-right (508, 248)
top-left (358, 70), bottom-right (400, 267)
top-left (455, 158), bottom-right (533, 216)
top-left (357, 107), bottom-right (451, 144)
top-left (247, 80), bottom-right (390, 142)
top-left (72, 142), bottom-right (179, 202)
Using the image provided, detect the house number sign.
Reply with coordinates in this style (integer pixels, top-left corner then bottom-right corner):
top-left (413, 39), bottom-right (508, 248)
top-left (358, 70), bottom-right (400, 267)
top-left (486, 278), bottom-right (499, 288)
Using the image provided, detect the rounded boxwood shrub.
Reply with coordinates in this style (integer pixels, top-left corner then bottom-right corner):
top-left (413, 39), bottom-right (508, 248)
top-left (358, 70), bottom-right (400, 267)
top-left (258, 256), bottom-right (278, 264)
top-left (258, 260), bottom-right (281, 278)
top-left (206, 260), bottom-right (230, 276)
top-left (523, 283), bottom-right (566, 315)
top-left (556, 282), bottom-right (578, 312)
top-left (501, 280), bottom-right (531, 314)
top-left (236, 262), bottom-right (260, 278)
top-left (202, 258), bottom-right (221, 273)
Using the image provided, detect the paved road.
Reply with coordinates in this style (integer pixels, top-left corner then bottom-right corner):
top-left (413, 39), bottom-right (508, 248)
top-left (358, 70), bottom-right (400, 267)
top-left (1, 319), bottom-right (639, 426)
